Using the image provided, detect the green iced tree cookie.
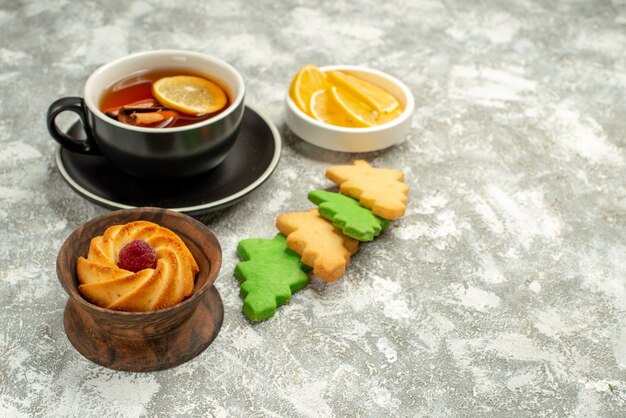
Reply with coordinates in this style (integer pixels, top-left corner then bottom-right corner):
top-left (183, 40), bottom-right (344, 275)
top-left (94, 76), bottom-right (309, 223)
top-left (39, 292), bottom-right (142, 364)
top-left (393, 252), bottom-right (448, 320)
top-left (308, 190), bottom-right (391, 241)
top-left (235, 234), bottom-right (311, 322)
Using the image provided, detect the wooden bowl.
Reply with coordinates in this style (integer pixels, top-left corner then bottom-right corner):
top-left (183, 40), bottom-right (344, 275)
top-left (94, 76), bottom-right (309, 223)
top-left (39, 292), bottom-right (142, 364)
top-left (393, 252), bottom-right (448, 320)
top-left (56, 207), bottom-right (224, 372)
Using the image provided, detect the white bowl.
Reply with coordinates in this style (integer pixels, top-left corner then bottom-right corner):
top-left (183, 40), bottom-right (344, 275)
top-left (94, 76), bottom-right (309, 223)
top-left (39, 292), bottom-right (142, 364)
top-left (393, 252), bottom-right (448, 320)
top-left (284, 65), bottom-right (414, 152)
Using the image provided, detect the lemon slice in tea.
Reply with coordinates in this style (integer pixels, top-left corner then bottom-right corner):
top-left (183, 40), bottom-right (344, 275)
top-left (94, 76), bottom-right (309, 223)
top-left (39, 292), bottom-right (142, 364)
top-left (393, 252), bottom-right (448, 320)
top-left (289, 65), bottom-right (328, 115)
top-left (152, 75), bottom-right (228, 115)
top-left (310, 88), bottom-right (370, 128)
top-left (327, 71), bottom-right (400, 113)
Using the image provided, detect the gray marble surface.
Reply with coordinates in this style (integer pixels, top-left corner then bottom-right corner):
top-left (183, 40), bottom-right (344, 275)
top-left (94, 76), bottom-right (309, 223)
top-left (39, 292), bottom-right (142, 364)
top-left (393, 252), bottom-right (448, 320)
top-left (1, 0), bottom-right (626, 416)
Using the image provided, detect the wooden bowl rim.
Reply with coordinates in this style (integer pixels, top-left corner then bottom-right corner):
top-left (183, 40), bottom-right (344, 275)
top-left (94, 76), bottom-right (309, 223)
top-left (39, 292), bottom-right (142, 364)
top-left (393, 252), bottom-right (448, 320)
top-left (56, 207), bottom-right (222, 317)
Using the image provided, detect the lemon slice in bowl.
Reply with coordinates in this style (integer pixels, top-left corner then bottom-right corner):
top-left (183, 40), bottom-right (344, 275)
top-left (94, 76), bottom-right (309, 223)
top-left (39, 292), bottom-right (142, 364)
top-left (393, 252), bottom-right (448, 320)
top-left (289, 65), bottom-right (328, 115)
top-left (310, 88), bottom-right (370, 128)
top-left (330, 86), bottom-right (377, 127)
top-left (376, 107), bottom-right (403, 125)
top-left (327, 70), bottom-right (400, 113)
top-left (152, 75), bottom-right (228, 115)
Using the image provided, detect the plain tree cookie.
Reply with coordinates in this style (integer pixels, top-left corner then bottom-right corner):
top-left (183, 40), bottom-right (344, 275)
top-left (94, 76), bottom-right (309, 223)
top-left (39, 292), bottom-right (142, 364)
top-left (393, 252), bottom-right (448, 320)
top-left (325, 160), bottom-right (408, 220)
top-left (276, 208), bottom-right (359, 282)
top-left (308, 190), bottom-right (390, 241)
top-left (235, 234), bottom-right (311, 322)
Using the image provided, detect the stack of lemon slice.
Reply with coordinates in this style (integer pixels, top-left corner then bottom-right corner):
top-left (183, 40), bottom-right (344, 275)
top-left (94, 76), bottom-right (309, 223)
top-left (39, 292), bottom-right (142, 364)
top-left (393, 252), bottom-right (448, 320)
top-left (289, 65), bottom-right (403, 128)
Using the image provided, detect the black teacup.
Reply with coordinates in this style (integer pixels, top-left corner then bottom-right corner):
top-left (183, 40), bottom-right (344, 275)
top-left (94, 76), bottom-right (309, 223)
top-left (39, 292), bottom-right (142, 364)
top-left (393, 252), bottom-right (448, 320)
top-left (47, 50), bottom-right (245, 179)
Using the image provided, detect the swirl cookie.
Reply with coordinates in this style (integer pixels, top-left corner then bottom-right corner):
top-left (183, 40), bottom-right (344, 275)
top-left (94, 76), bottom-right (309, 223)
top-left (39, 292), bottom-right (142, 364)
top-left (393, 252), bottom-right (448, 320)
top-left (76, 221), bottom-right (198, 311)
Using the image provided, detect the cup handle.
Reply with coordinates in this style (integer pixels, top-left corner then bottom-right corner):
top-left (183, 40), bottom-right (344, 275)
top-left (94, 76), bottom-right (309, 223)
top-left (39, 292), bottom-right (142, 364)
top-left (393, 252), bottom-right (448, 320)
top-left (46, 97), bottom-right (101, 154)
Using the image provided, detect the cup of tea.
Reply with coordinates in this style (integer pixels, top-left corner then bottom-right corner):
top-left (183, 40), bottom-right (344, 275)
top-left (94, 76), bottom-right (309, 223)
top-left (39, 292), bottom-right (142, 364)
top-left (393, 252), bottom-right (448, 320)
top-left (47, 50), bottom-right (245, 178)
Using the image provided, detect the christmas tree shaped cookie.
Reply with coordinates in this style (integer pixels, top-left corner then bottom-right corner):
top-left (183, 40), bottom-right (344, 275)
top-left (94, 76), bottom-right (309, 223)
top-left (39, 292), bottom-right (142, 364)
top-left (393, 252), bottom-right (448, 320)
top-left (326, 160), bottom-right (409, 220)
top-left (235, 234), bottom-right (311, 321)
top-left (308, 190), bottom-right (390, 241)
top-left (276, 208), bottom-right (359, 282)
